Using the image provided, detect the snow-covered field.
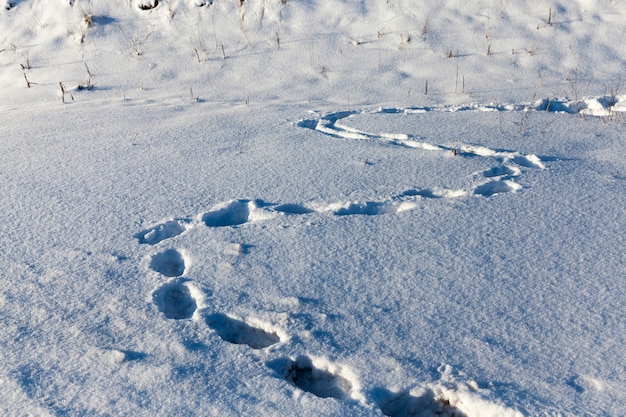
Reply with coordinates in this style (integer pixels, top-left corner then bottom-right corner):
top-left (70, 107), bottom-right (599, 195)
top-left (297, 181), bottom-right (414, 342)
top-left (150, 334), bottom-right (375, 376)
top-left (1, 1), bottom-right (625, 416)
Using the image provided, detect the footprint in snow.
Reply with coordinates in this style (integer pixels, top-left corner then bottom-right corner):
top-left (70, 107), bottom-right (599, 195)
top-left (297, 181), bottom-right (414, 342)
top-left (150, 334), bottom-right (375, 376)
top-left (149, 248), bottom-right (187, 277)
top-left (135, 218), bottom-right (191, 245)
top-left (483, 165), bottom-right (521, 178)
top-left (273, 203), bottom-right (315, 215)
top-left (473, 180), bottom-right (521, 197)
top-left (512, 154), bottom-right (545, 169)
top-left (200, 199), bottom-right (285, 227)
top-left (152, 279), bottom-right (199, 320)
top-left (373, 387), bottom-right (468, 417)
top-left (136, 0), bottom-right (158, 11)
top-left (201, 199), bottom-right (254, 227)
top-left (206, 313), bottom-right (281, 349)
top-left (333, 201), bottom-right (405, 216)
top-left (267, 356), bottom-right (355, 400)
top-left (297, 107), bottom-right (549, 200)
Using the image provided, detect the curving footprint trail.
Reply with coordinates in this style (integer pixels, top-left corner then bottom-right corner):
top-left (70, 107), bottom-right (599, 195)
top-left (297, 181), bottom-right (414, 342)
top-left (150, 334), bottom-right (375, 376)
top-left (136, 209), bottom-right (518, 415)
top-left (298, 107), bottom-right (546, 202)
top-left (139, 112), bottom-right (547, 236)
top-left (136, 102), bottom-right (550, 365)
top-left (138, 214), bottom-right (285, 352)
top-left (133, 103), bottom-right (542, 415)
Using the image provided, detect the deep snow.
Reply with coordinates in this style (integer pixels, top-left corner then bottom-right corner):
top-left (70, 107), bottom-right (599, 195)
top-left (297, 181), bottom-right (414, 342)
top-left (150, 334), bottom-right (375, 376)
top-left (1, 1), bottom-right (626, 416)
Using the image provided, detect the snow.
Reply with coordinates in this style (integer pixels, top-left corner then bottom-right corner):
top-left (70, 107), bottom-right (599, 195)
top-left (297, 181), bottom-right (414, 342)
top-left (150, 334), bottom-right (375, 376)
top-left (1, 0), bottom-right (626, 416)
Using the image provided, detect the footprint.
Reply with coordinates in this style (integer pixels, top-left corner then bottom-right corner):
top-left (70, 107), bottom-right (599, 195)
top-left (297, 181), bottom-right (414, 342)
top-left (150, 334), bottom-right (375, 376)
top-left (401, 188), bottom-right (467, 199)
top-left (274, 203), bottom-right (315, 215)
top-left (135, 218), bottom-right (191, 245)
top-left (201, 200), bottom-right (252, 227)
top-left (201, 199), bottom-right (277, 227)
top-left (149, 248), bottom-right (187, 277)
top-left (511, 154), bottom-right (546, 169)
top-left (152, 279), bottom-right (198, 319)
top-left (473, 180), bottom-right (521, 197)
top-left (267, 356), bottom-right (354, 400)
top-left (137, 0), bottom-right (158, 10)
top-left (373, 387), bottom-right (467, 417)
top-left (206, 313), bottom-right (281, 349)
top-left (566, 374), bottom-right (613, 395)
top-left (483, 165), bottom-right (521, 178)
top-left (104, 349), bottom-right (148, 364)
top-left (333, 201), bottom-right (400, 216)
top-left (566, 376), bottom-right (586, 393)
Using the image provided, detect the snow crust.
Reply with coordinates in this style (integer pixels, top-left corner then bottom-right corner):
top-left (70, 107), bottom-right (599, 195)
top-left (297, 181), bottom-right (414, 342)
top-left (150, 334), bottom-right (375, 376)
top-left (1, 1), bottom-right (626, 416)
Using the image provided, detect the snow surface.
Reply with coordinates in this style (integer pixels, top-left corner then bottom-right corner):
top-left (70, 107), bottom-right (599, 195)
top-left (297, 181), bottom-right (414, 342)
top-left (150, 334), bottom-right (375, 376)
top-left (1, 1), bottom-right (626, 416)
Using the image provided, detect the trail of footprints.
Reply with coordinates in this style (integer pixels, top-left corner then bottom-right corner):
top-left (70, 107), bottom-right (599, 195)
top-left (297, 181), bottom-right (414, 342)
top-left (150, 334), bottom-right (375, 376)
top-left (138, 210), bottom-right (473, 415)
top-left (134, 109), bottom-right (543, 415)
top-left (299, 107), bottom-right (545, 200)
top-left (138, 219), bottom-right (368, 407)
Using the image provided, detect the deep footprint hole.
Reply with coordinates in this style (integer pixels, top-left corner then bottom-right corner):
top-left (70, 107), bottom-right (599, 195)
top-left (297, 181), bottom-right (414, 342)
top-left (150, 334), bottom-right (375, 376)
top-left (334, 201), bottom-right (397, 216)
top-left (373, 387), bottom-right (468, 417)
top-left (137, 0), bottom-right (158, 10)
top-left (268, 356), bottom-right (352, 400)
top-left (202, 200), bottom-right (251, 227)
top-left (136, 218), bottom-right (190, 245)
top-left (274, 203), bottom-right (315, 215)
top-left (474, 180), bottom-right (519, 197)
top-left (484, 165), bottom-right (519, 178)
top-left (149, 249), bottom-right (186, 277)
top-left (206, 313), bottom-right (280, 349)
top-left (152, 280), bottom-right (197, 319)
